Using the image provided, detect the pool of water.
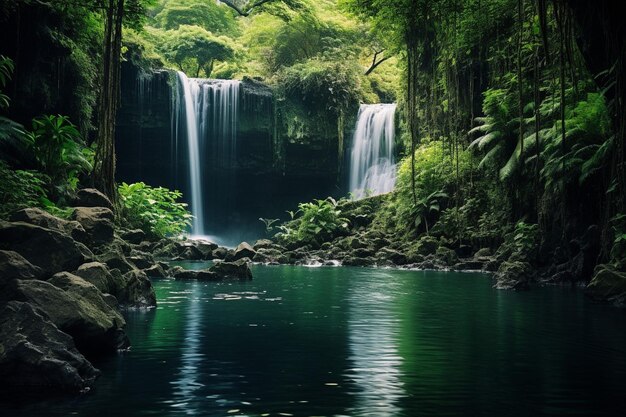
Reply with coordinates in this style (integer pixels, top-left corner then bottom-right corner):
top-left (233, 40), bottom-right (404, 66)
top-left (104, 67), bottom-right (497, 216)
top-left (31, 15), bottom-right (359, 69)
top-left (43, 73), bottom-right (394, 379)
top-left (4, 265), bottom-right (626, 416)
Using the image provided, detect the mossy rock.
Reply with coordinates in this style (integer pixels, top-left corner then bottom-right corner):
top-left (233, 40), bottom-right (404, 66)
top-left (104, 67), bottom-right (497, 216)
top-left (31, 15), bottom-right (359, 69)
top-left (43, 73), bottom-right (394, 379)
top-left (586, 264), bottom-right (626, 305)
top-left (494, 261), bottom-right (532, 290)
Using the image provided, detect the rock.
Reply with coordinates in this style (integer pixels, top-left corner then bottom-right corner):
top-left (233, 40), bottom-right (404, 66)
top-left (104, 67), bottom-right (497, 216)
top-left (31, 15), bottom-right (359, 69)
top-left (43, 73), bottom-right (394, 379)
top-left (71, 207), bottom-right (115, 245)
top-left (98, 251), bottom-right (136, 274)
top-left (14, 277), bottom-right (128, 353)
top-left (342, 256), bottom-right (375, 267)
top-left (436, 247), bottom-right (459, 266)
top-left (10, 208), bottom-right (88, 243)
top-left (232, 242), bottom-right (256, 261)
top-left (253, 248), bottom-right (288, 264)
top-left (474, 248), bottom-right (492, 258)
top-left (120, 229), bottom-right (146, 245)
top-left (455, 244), bottom-right (473, 258)
top-left (0, 301), bottom-right (100, 394)
top-left (586, 264), bottom-right (626, 305)
top-left (179, 245), bottom-right (203, 260)
top-left (0, 221), bottom-right (85, 276)
top-left (212, 247), bottom-right (228, 260)
top-left (73, 262), bottom-right (122, 294)
top-left (194, 240), bottom-right (218, 259)
top-left (0, 250), bottom-right (44, 281)
top-left (128, 256), bottom-right (153, 270)
top-left (142, 263), bottom-right (166, 278)
top-left (117, 270), bottom-right (157, 308)
top-left (494, 261), bottom-right (532, 290)
top-left (453, 260), bottom-right (484, 271)
top-left (352, 247), bottom-right (375, 258)
top-left (209, 259), bottom-right (253, 280)
top-left (349, 238), bottom-right (368, 250)
top-left (173, 269), bottom-right (218, 281)
top-left (414, 235), bottom-right (439, 256)
top-left (75, 188), bottom-right (113, 210)
top-left (253, 239), bottom-right (274, 251)
top-left (377, 248), bottom-right (407, 265)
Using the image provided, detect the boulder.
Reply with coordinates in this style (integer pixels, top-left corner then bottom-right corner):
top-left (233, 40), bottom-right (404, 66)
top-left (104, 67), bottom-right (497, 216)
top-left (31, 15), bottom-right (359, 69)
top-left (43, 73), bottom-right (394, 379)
top-left (209, 259), bottom-right (253, 280)
top-left (0, 301), bottom-right (100, 393)
top-left (10, 208), bottom-right (88, 243)
top-left (120, 229), bottom-right (146, 245)
top-left (128, 255), bottom-right (153, 270)
top-left (473, 248), bottom-right (492, 258)
top-left (343, 256), bottom-right (375, 267)
top-left (232, 242), bottom-right (256, 261)
top-left (118, 269), bottom-right (157, 308)
top-left (73, 262), bottom-right (122, 294)
top-left (71, 207), bottom-right (115, 245)
top-left (494, 261), bottom-right (532, 290)
top-left (14, 277), bottom-right (128, 353)
top-left (0, 250), bottom-right (44, 281)
top-left (142, 263), bottom-right (166, 278)
top-left (253, 239), bottom-right (274, 251)
top-left (0, 221), bottom-right (85, 276)
top-left (75, 188), bottom-right (113, 210)
top-left (586, 264), bottom-right (626, 305)
top-left (377, 248), bottom-right (408, 265)
top-left (253, 248), bottom-right (288, 264)
top-left (436, 247), bottom-right (459, 266)
top-left (173, 269), bottom-right (218, 281)
top-left (194, 240), bottom-right (218, 259)
top-left (414, 235), bottom-right (439, 256)
top-left (212, 247), bottom-right (228, 260)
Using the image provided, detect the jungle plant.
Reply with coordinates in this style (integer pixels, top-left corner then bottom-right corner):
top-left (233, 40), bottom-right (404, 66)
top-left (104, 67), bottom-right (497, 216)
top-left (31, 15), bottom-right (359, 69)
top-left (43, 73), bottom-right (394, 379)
top-left (118, 182), bottom-right (192, 238)
top-left (259, 217), bottom-right (280, 235)
top-left (276, 197), bottom-right (349, 245)
top-left (411, 190), bottom-right (448, 234)
top-left (0, 160), bottom-right (48, 219)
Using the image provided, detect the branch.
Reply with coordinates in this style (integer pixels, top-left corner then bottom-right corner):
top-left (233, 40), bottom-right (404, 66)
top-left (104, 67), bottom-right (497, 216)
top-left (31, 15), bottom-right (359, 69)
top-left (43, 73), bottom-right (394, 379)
top-left (219, 0), bottom-right (275, 17)
top-left (364, 49), bottom-right (391, 76)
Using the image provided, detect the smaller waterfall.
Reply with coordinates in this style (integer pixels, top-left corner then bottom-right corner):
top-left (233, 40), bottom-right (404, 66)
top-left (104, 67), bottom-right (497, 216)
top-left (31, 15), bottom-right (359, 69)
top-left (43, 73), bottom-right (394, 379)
top-left (349, 103), bottom-right (397, 200)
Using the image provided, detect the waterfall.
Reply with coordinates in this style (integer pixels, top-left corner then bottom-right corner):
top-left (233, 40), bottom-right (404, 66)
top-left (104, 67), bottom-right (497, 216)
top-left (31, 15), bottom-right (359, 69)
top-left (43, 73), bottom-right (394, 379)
top-left (175, 71), bottom-right (241, 237)
top-left (349, 103), bottom-right (397, 200)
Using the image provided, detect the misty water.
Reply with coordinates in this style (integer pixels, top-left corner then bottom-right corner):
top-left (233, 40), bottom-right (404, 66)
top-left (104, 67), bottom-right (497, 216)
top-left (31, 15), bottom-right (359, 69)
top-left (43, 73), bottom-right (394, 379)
top-left (6, 265), bottom-right (625, 417)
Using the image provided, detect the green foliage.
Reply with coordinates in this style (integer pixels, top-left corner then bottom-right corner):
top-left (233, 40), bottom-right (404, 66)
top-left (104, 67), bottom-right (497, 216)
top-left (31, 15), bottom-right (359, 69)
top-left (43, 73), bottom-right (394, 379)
top-left (0, 161), bottom-right (48, 219)
top-left (118, 182), bottom-right (192, 238)
top-left (162, 25), bottom-right (235, 77)
top-left (609, 213), bottom-right (626, 268)
top-left (154, 0), bottom-right (238, 35)
top-left (280, 59), bottom-right (361, 114)
top-left (276, 197), bottom-right (349, 245)
top-left (0, 55), bottom-right (13, 109)
top-left (259, 217), bottom-right (280, 235)
top-left (28, 115), bottom-right (91, 199)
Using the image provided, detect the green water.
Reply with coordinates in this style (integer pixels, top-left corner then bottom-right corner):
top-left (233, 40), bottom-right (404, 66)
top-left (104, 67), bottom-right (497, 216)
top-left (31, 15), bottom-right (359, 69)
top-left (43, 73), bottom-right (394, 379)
top-left (4, 265), bottom-right (626, 416)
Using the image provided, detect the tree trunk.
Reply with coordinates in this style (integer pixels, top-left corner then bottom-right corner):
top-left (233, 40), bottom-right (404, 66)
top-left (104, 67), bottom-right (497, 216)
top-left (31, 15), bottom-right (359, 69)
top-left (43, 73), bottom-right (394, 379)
top-left (93, 0), bottom-right (124, 206)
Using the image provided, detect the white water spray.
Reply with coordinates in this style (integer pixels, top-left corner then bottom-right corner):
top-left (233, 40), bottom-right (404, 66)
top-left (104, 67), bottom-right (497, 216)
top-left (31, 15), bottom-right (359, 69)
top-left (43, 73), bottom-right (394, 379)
top-left (349, 103), bottom-right (397, 200)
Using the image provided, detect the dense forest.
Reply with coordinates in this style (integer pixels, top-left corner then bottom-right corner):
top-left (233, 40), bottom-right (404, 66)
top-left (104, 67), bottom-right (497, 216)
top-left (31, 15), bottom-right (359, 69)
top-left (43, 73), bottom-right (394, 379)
top-left (1, 0), bottom-right (625, 414)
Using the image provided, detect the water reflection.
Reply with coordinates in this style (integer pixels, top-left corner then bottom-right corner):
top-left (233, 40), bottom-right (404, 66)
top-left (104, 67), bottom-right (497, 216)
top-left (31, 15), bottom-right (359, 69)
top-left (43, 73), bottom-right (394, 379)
top-left (346, 273), bottom-right (405, 416)
top-left (170, 282), bottom-right (205, 414)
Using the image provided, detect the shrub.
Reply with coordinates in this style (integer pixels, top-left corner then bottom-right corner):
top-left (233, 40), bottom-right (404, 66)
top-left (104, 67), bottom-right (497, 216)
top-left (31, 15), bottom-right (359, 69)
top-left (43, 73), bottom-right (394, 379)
top-left (0, 160), bottom-right (48, 219)
top-left (276, 197), bottom-right (349, 246)
top-left (118, 182), bottom-right (192, 238)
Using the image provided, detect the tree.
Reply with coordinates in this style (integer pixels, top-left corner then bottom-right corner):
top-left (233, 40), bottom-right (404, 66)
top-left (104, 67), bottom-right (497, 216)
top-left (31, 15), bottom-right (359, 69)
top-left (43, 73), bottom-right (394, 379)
top-left (154, 0), bottom-right (238, 35)
top-left (217, 0), bottom-right (308, 19)
top-left (163, 25), bottom-right (235, 77)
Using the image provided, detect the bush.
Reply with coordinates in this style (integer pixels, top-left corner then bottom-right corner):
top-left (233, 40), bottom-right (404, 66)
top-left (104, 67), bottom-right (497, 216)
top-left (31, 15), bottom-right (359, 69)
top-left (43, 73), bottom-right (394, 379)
top-left (118, 182), bottom-right (192, 238)
top-left (276, 197), bottom-right (349, 246)
top-left (0, 160), bottom-right (48, 219)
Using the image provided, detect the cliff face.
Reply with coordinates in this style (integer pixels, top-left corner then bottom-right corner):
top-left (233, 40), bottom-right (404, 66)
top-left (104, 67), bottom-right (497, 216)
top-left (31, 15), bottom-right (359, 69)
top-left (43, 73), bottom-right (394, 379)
top-left (115, 63), bottom-right (345, 243)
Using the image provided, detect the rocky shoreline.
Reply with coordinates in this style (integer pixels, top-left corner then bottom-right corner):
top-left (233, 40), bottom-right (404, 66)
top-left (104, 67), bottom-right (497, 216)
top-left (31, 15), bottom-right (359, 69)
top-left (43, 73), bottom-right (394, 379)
top-left (0, 189), bottom-right (251, 396)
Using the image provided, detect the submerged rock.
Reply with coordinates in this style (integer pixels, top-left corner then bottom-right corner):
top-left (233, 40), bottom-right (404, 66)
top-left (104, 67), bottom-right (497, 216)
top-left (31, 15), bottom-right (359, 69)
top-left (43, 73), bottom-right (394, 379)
top-left (0, 301), bottom-right (100, 394)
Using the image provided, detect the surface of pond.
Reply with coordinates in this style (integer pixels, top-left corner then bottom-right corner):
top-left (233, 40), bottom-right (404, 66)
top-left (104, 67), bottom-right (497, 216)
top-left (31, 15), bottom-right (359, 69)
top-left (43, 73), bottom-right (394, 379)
top-left (4, 264), bottom-right (626, 416)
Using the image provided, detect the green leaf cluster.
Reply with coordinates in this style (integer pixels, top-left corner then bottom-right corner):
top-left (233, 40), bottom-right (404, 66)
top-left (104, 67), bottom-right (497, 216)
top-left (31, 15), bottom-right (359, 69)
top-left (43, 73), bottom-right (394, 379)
top-left (118, 181), bottom-right (192, 238)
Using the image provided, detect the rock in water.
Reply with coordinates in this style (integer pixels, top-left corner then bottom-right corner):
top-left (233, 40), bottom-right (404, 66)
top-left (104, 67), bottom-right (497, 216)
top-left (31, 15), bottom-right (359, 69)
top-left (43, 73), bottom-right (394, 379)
top-left (494, 261), bottom-right (532, 290)
top-left (586, 264), bottom-right (626, 305)
top-left (232, 242), bottom-right (256, 261)
top-left (0, 301), bottom-right (100, 394)
top-left (14, 277), bottom-right (129, 354)
top-left (119, 270), bottom-right (157, 308)
top-left (209, 259), bottom-right (253, 280)
top-left (0, 221), bottom-right (86, 276)
top-left (75, 188), bottom-right (114, 210)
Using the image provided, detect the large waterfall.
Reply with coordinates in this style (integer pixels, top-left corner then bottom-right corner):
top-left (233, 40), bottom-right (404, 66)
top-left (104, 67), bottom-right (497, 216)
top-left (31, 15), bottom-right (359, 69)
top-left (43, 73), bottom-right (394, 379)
top-left (175, 71), bottom-right (241, 237)
top-left (349, 103), bottom-right (397, 200)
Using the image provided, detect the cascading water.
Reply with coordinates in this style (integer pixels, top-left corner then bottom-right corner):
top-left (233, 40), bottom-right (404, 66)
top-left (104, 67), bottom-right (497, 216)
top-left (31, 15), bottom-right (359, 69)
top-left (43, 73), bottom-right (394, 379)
top-left (349, 103), bottom-right (397, 200)
top-left (175, 71), bottom-right (241, 237)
